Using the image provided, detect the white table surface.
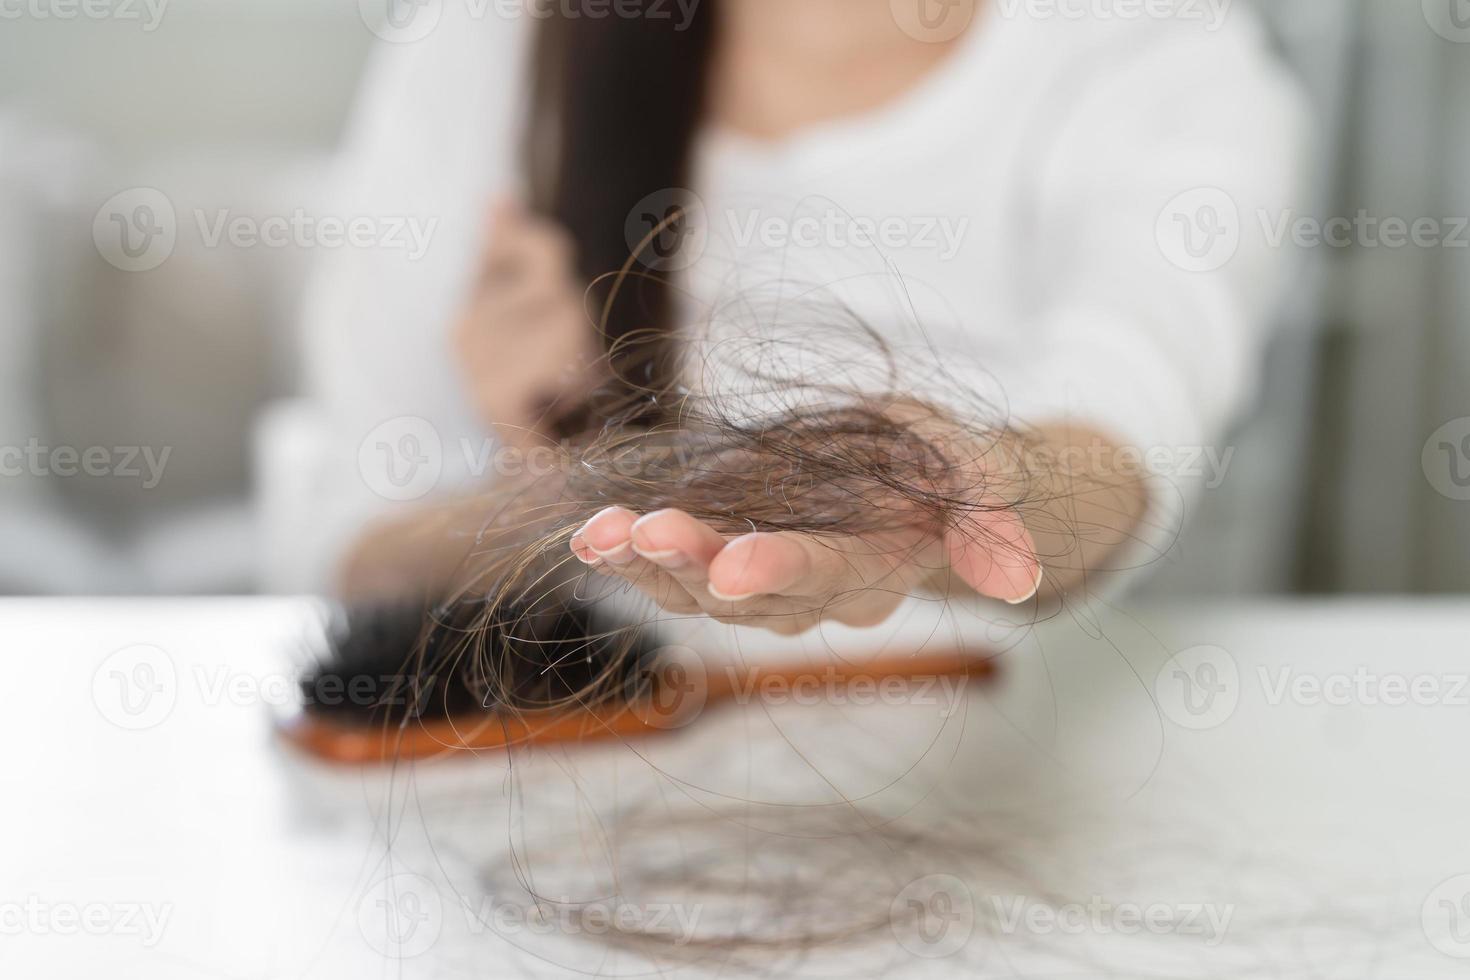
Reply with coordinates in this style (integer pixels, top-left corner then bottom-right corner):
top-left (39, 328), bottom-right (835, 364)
top-left (2, 596), bottom-right (1468, 978)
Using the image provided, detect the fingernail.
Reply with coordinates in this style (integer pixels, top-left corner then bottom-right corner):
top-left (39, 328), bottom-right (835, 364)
top-left (589, 541), bottom-right (634, 565)
top-left (1004, 567), bottom-right (1044, 606)
top-left (632, 544), bottom-right (687, 568)
top-left (569, 535), bottom-right (600, 565)
top-left (707, 584), bottom-right (757, 603)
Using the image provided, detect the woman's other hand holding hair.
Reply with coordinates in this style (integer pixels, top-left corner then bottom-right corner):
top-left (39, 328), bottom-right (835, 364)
top-left (454, 198), bottom-right (603, 448)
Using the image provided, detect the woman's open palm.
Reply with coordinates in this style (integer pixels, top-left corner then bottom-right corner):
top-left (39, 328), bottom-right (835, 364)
top-left (571, 502), bottom-right (1043, 636)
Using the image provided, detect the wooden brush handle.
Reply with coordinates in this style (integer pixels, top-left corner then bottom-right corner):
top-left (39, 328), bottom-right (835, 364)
top-left (278, 649), bottom-right (995, 765)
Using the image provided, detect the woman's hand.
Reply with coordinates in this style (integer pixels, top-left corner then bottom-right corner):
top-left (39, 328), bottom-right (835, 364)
top-left (567, 422), bottom-right (1149, 636)
top-left (454, 199), bottom-right (603, 448)
top-left (569, 503), bottom-right (1043, 637)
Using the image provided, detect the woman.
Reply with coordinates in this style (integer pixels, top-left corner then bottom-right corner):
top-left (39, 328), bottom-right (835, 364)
top-left (280, 0), bottom-right (1304, 632)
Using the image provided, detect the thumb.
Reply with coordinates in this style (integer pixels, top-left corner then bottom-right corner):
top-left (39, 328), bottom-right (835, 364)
top-left (943, 506), bottom-right (1042, 604)
top-left (479, 195), bottom-right (532, 279)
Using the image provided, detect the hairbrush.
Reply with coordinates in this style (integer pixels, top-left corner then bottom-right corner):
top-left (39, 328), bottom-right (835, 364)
top-left (277, 601), bottom-right (993, 765)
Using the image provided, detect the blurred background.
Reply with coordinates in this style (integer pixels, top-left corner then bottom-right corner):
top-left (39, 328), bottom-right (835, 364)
top-left (0, 0), bottom-right (1465, 596)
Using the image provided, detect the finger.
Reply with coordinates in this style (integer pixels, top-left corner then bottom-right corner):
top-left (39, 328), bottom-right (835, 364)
top-left (706, 532), bottom-right (886, 603)
top-left (733, 609), bottom-right (823, 637)
top-left (481, 229), bottom-right (580, 298)
top-left (698, 568), bottom-right (905, 630)
top-left (481, 197), bottom-right (524, 273)
top-left (569, 532), bottom-right (599, 565)
top-left (944, 508), bottom-right (1042, 604)
top-left (571, 530), bottom-right (701, 614)
top-left (576, 506), bottom-right (637, 565)
top-left (822, 589), bottom-right (907, 629)
top-left (587, 512), bottom-right (776, 621)
top-left (486, 195), bottom-right (517, 236)
top-left (473, 290), bottom-right (582, 347)
top-left (602, 558), bottom-right (703, 614)
top-left (485, 212), bottom-right (574, 284)
top-left (479, 258), bottom-right (575, 308)
top-left (577, 506), bottom-right (696, 606)
top-left (691, 591), bottom-right (821, 633)
top-left (628, 509), bottom-right (727, 589)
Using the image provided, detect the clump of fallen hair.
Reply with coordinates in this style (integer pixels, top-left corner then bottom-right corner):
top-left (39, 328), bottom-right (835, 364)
top-left (398, 304), bottom-right (1049, 716)
top-left (304, 318), bottom-right (1047, 745)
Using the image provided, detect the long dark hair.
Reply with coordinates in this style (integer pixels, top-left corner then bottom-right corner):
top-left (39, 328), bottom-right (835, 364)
top-left (523, 5), bottom-right (718, 424)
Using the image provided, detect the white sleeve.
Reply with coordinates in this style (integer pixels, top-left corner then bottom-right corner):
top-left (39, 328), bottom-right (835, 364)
top-left (262, 10), bottom-right (533, 592)
top-left (999, 12), bottom-right (1310, 573)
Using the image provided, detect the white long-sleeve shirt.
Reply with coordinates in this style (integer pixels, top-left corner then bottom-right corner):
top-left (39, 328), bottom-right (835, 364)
top-left (263, 1), bottom-right (1306, 593)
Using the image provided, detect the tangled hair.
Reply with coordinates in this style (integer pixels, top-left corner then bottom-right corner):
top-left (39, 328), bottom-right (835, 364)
top-left (307, 290), bottom-right (1058, 730)
top-left (301, 233), bottom-right (1162, 967)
